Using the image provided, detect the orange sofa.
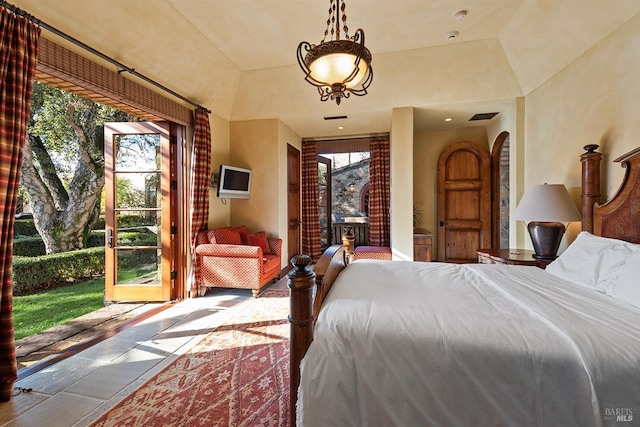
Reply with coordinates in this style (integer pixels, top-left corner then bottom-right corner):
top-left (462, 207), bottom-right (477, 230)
top-left (195, 226), bottom-right (282, 297)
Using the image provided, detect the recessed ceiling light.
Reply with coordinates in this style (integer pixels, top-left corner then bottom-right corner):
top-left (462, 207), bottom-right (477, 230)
top-left (445, 117), bottom-right (453, 122)
top-left (338, 126), bottom-right (344, 130)
top-left (454, 10), bottom-right (467, 22)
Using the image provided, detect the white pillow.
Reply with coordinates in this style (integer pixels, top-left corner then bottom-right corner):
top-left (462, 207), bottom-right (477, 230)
top-left (546, 231), bottom-right (638, 291)
top-left (609, 247), bottom-right (640, 309)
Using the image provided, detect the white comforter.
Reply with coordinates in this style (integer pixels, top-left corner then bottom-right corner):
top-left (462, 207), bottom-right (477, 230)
top-left (297, 260), bottom-right (640, 426)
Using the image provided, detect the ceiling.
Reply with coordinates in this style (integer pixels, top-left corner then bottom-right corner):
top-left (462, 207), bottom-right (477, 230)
top-left (10, 0), bottom-right (640, 138)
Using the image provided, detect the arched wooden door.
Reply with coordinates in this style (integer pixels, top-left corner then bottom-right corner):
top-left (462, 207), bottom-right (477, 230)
top-left (437, 141), bottom-right (491, 263)
top-left (491, 132), bottom-right (510, 249)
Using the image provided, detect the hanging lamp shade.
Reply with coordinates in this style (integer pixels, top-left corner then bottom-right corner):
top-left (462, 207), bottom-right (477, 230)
top-left (297, 0), bottom-right (373, 105)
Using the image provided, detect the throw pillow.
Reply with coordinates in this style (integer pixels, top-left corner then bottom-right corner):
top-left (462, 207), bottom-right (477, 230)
top-left (546, 231), bottom-right (638, 291)
top-left (213, 227), bottom-right (242, 245)
top-left (609, 247), bottom-right (640, 309)
top-left (233, 225), bottom-right (250, 245)
top-left (249, 231), bottom-right (272, 255)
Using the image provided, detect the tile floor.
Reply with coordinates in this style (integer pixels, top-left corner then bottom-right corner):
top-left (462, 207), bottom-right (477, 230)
top-left (0, 277), bottom-right (288, 427)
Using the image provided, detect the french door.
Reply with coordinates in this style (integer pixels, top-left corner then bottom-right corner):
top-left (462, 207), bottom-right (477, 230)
top-left (104, 122), bottom-right (177, 302)
top-left (318, 156), bottom-right (332, 249)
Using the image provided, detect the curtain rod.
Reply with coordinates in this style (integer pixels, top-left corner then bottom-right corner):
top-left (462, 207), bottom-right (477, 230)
top-left (1, 0), bottom-right (211, 114)
top-left (304, 133), bottom-right (390, 143)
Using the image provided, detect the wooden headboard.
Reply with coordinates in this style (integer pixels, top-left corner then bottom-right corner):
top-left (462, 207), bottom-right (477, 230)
top-left (581, 145), bottom-right (640, 243)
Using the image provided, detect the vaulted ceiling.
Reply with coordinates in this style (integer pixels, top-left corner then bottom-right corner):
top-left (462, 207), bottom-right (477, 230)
top-left (11, 0), bottom-right (640, 137)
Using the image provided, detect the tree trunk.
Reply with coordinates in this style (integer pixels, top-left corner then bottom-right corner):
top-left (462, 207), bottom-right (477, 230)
top-left (21, 98), bottom-right (105, 254)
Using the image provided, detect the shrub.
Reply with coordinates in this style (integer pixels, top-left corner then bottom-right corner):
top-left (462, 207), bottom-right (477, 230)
top-left (13, 247), bottom-right (105, 296)
top-left (13, 236), bottom-right (46, 257)
top-left (87, 231), bottom-right (104, 248)
top-left (12, 231), bottom-right (157, 295)
top-left (117, 231), bottom-right (159, 246)
top-left (14, 219), bottom-right (38, 237)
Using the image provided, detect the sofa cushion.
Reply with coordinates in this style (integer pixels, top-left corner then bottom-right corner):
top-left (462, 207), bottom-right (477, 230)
top-left (206, 229), bottom-right (220, 244)
top-left (213, 227), bottom-right (242, 245)
top-left (249, 231), bottom-right (272, 255)
top-left (262, 254), bottom-right (280, 275)
top-left (233, 225), bottom-right (250, 245)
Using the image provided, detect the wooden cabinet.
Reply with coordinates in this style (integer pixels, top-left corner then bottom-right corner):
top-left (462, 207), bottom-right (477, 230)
top-left (477, 248), bottom-right (552, 269)
top-left (413, 228), bottom-right (432, 262)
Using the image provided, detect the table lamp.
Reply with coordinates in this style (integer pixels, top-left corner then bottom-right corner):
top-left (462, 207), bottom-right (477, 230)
top-left (514, 184), bottom-right (582, 259)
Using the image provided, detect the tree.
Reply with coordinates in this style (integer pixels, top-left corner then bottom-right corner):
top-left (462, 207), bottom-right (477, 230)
top-left (21, 82), bottom-right (136, 254)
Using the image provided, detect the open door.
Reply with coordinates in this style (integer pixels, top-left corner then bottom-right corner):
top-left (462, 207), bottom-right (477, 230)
top-left (104, 122), bottom-right (176, 302)
top-left (287, 144), bottom-right (302, 265)
top-left (318, 156), bottom-right (332, 250)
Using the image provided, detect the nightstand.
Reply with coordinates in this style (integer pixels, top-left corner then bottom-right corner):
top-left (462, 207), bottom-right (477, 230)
top-left (413, 228), bottom-right (432, 262)
top-left (477, 248), bottom-right (553, 269)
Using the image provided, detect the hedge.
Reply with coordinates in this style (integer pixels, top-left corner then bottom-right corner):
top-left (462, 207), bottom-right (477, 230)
top-left (13, 236), bottom-right (46, 257)
top-left (14, 219), bottom-right (38, 237)
top-left (12, 231), bottom-right (158, 295)
top-left (13, 230), bottom-right (155, 256)
top-left (13, 247), bottom-right (105, 296)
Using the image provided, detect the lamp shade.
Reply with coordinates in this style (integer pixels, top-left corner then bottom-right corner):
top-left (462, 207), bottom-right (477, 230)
top-left (515, 184), bottom-right (581, 222)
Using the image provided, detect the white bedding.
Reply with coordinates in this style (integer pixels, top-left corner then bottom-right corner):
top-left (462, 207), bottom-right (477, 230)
top-left (297, 260), bottom-right (640, 426)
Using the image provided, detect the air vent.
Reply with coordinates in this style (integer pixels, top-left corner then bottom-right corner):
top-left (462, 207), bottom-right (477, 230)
top-left (469, 112), bottom-right (499, 121)
top-left (324, 115), bottom-right (348, 120)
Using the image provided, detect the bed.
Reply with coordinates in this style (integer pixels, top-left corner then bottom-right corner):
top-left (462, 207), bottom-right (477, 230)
top-left (288, 145), bottom-right (640, 426)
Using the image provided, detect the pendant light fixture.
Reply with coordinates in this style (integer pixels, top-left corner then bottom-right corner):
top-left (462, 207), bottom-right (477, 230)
top-left (297, 0), bottom-right (373, 105)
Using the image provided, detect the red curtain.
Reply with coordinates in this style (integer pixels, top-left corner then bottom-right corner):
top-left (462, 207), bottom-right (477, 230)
top-left (189, 108), bottom-right (211, 297)
top-left (0, 6), bottom-right (40, 400)
top-left (369, 137), bottom-right (390, 247)
top-left (301, 141), bottom-right (322, 260)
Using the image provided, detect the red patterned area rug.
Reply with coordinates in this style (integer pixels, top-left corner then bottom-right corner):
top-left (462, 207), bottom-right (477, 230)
top-left (90, 289), bottom-right (290, 427)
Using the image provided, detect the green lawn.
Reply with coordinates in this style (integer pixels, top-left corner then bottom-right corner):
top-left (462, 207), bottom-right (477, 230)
top-left (13, 265), bottom-right (157, 341)
top-left (13, 277), bottom-right (105, 341)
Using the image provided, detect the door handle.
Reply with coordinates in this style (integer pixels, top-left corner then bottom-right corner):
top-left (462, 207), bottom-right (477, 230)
top-left (107, 229), bottom-right (114, 248)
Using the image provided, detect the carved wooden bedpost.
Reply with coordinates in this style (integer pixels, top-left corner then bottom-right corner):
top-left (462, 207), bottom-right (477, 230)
top-left (581, 144), bottom-right (602, 233)
top-left (341, 226), bottom-right (355, 261)
top-left (288, 254), bottom-right (315, 426)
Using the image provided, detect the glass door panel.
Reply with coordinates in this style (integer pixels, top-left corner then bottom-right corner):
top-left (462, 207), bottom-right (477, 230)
top-left (104, 122), bottom-right (173, 302)
top-left (318, 156), bottom-right (331, 250)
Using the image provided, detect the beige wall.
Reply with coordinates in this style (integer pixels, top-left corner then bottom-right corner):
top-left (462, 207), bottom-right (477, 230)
top-left (229, 119), bottom-right (301, 269)
top-left (413, 128), bottom-right (490, 260)
top-left (390, 107), bottom-right (414, 260)
top-left (522, 12), bottom-right (640, 250)
top-left (229, 119), bottom-right (279, 235)
top-left (207, 112), bottom-right (232, 228)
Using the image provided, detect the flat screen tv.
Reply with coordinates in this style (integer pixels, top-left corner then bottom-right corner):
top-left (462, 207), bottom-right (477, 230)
top-left (217, 164), bottom-right (252, 199)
